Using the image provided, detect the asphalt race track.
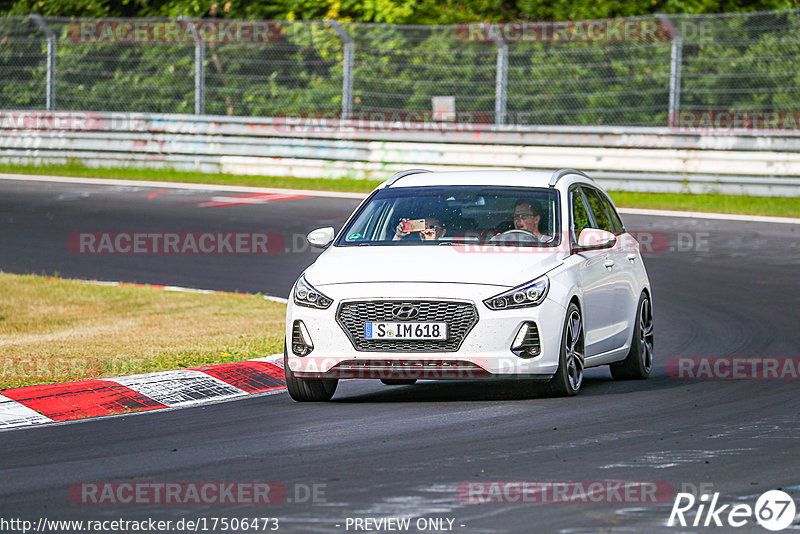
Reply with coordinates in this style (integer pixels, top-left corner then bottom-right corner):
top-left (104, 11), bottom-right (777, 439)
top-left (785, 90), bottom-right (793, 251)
top-left (1, 177), bottom-right (799, 533)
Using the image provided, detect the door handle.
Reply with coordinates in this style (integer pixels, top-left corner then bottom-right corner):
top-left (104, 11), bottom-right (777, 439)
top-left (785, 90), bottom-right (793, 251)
top-left (626, 254), bottom-right (637, 263)
top-left (604, 259), bottom-right (615, 269)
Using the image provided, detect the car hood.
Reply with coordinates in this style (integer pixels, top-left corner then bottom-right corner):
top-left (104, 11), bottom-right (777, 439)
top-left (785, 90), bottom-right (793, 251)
top-left (306, 245), bottom-right (562, 288)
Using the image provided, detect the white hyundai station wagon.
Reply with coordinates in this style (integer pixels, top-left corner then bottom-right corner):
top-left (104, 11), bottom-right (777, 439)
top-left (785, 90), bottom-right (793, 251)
top-left (284, 169), bottom-right (654, 401)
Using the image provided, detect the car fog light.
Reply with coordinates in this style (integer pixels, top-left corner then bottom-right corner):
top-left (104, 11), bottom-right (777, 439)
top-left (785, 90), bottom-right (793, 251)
top-left (292, 320), bottom-right (314, 356)
top-left (511, 322), bottom-right (541, 359)
top-left (511, 324), bottom-right (528, 349)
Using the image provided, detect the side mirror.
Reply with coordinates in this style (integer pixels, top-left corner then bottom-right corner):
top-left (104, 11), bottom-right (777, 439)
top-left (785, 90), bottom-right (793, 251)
top-left (572, 228), bottom-right (616, 254)
top-left (307, 227), bottom-right (335, 249)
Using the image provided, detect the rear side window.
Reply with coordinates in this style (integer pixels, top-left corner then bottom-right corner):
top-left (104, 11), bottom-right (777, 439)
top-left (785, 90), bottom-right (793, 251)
top-left (583, 188), bottom-right (613, 233)
top-left (570, 188), bottom-right (592, 240)
top-left (601, 195), bottom-right (625, 234)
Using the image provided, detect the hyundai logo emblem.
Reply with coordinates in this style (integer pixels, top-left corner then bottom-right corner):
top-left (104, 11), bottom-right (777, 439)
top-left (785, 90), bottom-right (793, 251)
top-left (392, 304), bottom-right (420, 320)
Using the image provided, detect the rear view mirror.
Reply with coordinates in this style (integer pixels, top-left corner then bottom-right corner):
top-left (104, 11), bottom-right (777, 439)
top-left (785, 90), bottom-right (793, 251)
top-left (307, 227), bottom-right (335, 249)
top-left (573, 228), bottom-right (616, 254)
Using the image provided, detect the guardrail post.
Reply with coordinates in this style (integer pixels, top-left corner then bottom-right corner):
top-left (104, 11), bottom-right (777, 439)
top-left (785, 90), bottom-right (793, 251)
top-left (658, 14), bottom-right (682, 128)
top-left (181, 19), bottom-right (206, 115)
top-left (29, 15), bottom-right (56, 111)
top-left (327, 20), bottom-right (354, 120)
top-left (494, 42), bottom-right (508, 127)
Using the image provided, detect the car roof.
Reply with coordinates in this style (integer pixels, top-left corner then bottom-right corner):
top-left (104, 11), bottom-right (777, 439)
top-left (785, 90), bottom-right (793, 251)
top-left (385, 169), bottom-right (595, 190)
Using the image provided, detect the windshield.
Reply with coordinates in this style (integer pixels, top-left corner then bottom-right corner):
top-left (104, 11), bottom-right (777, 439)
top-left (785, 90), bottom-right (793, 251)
top-left (336, 186), bottom-right (561, 247)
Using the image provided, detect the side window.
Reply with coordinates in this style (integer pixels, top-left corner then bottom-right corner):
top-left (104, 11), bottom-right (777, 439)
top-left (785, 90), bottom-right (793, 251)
top-left (583, 188), bottom-right (613, 233)
top-left (600, 194), bottom-right (624, 234)
top-left (570, 187), bottom-right (592, 240)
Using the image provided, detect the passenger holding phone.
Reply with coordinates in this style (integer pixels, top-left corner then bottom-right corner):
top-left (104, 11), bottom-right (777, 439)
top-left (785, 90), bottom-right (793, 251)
top-left (393, 217), bottom-right (447, 241)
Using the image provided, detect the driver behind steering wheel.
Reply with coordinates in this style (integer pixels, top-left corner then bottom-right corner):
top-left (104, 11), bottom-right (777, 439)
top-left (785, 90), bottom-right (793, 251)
top-left (511, 200), bottom-right (549, 242)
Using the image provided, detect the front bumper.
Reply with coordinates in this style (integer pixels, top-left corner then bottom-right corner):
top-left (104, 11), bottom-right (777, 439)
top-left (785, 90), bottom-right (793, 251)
top-left (285, 282), bottom-right (565, 379)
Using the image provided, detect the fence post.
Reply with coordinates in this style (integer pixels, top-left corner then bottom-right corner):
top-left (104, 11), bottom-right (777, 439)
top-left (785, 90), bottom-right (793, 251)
top-left (29, 15), bottom-right (56, 111)
top-left (668, 35), bottom-right (683, 127)
top-left (195, 38), bottom-right (206, 116)
top-left (181, 19), bottom-right (206, 115)
top-left (658, 14), bottom-right (682, 127)
top-left (494, 42), bottom-right (508, 127)
top-left (327, 20), bottom-right (354, 119)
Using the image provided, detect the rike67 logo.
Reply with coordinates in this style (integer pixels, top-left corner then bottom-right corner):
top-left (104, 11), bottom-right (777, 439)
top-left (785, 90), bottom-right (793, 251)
top-left (668, 490), bottom-right (796, 531)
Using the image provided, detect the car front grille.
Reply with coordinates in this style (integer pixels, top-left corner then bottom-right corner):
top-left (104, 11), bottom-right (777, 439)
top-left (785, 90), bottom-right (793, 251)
top-left (336, 300), bottom-right (479, 352)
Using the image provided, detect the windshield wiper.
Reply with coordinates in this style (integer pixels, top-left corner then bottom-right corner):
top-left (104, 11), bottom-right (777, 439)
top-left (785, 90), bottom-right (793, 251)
top-left (438, 238), bottom-right (480, 245)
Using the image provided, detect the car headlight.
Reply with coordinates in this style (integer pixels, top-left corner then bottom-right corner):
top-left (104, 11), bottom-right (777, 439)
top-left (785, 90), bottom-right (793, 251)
top-left (484, 276), bottom-right (549, 310)
top-left (293, 275), bottom-right (333, 309)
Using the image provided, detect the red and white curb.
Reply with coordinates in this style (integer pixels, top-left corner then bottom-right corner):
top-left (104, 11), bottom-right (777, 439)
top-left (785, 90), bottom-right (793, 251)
top-left (0, 355), bottom-right (285, 430)
top-left (0, 279), bottom-right (289, 430)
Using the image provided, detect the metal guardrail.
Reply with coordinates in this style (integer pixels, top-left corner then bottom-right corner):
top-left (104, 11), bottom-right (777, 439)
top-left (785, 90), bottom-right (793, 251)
top-left (1, 111), bottom-right (799, 196)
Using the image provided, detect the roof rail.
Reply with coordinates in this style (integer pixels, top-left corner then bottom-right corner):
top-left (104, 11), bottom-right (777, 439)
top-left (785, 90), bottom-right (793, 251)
top-left (548, 168), bottom-right (592, 188)
top-left (385, 168), bottom-right (432, 187)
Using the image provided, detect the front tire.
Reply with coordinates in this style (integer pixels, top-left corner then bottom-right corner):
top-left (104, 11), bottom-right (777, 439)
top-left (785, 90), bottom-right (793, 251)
top-left (284, 346), bottom-right (338, 402)
top-left (610, 293), bottom-right (654, 380)
top-left (546, 303), bottom-right (585, 397)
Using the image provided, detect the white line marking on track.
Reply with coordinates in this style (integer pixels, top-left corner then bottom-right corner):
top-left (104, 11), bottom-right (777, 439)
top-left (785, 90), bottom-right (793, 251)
top-left (0, 173), bottom-right (368, 199)
top-left (197, 192), bottom-right (310, 207)
top-left (74, 278), bottom-right (289, 303)
top-left (617, 207), bottom-right (800, 225)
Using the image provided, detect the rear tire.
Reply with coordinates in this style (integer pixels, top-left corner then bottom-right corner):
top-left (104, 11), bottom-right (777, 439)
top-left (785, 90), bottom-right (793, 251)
top-left (610, 293), bottom-right (654, 380)
top-left (546, 303), bottom-right (584, 397)
top-left (380, 379), bottom-right (418, 386)
top-left (284, 345), bottom-right (338, 402)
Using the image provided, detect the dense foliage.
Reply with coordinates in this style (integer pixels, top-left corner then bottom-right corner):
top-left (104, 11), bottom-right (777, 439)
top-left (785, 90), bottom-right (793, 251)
top-left (2, 2), bottom-right (800, 127)
top-left (3, 0), bottom-right (800, 22)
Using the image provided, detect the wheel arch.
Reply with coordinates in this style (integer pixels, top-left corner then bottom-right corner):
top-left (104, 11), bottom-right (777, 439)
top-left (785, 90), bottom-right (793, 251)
top-left (568, 294), bottom-right (582, 313)
top-left (641, 286), bottom-right (653, 306)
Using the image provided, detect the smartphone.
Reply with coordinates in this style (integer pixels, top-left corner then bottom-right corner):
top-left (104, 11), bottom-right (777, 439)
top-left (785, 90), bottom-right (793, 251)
top-left (401, 219), bottom-right (427, 232)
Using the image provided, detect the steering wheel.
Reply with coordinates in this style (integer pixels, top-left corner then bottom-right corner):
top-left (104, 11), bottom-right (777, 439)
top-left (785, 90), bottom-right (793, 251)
top-left (488, 229), bottom-right (541, 243)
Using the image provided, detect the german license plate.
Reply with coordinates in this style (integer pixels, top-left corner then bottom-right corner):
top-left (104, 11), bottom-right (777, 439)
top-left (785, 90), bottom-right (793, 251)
top-left (364, 322), bottom-right (447, 340)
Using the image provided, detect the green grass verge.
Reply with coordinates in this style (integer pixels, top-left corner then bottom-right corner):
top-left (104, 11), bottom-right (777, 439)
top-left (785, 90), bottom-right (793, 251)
top-left (0, 272), bottom-right (286, 389)
top-left (1, 162), bottom-right (797, 217)
top-left (607, 191), bottom-right (799, 218)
